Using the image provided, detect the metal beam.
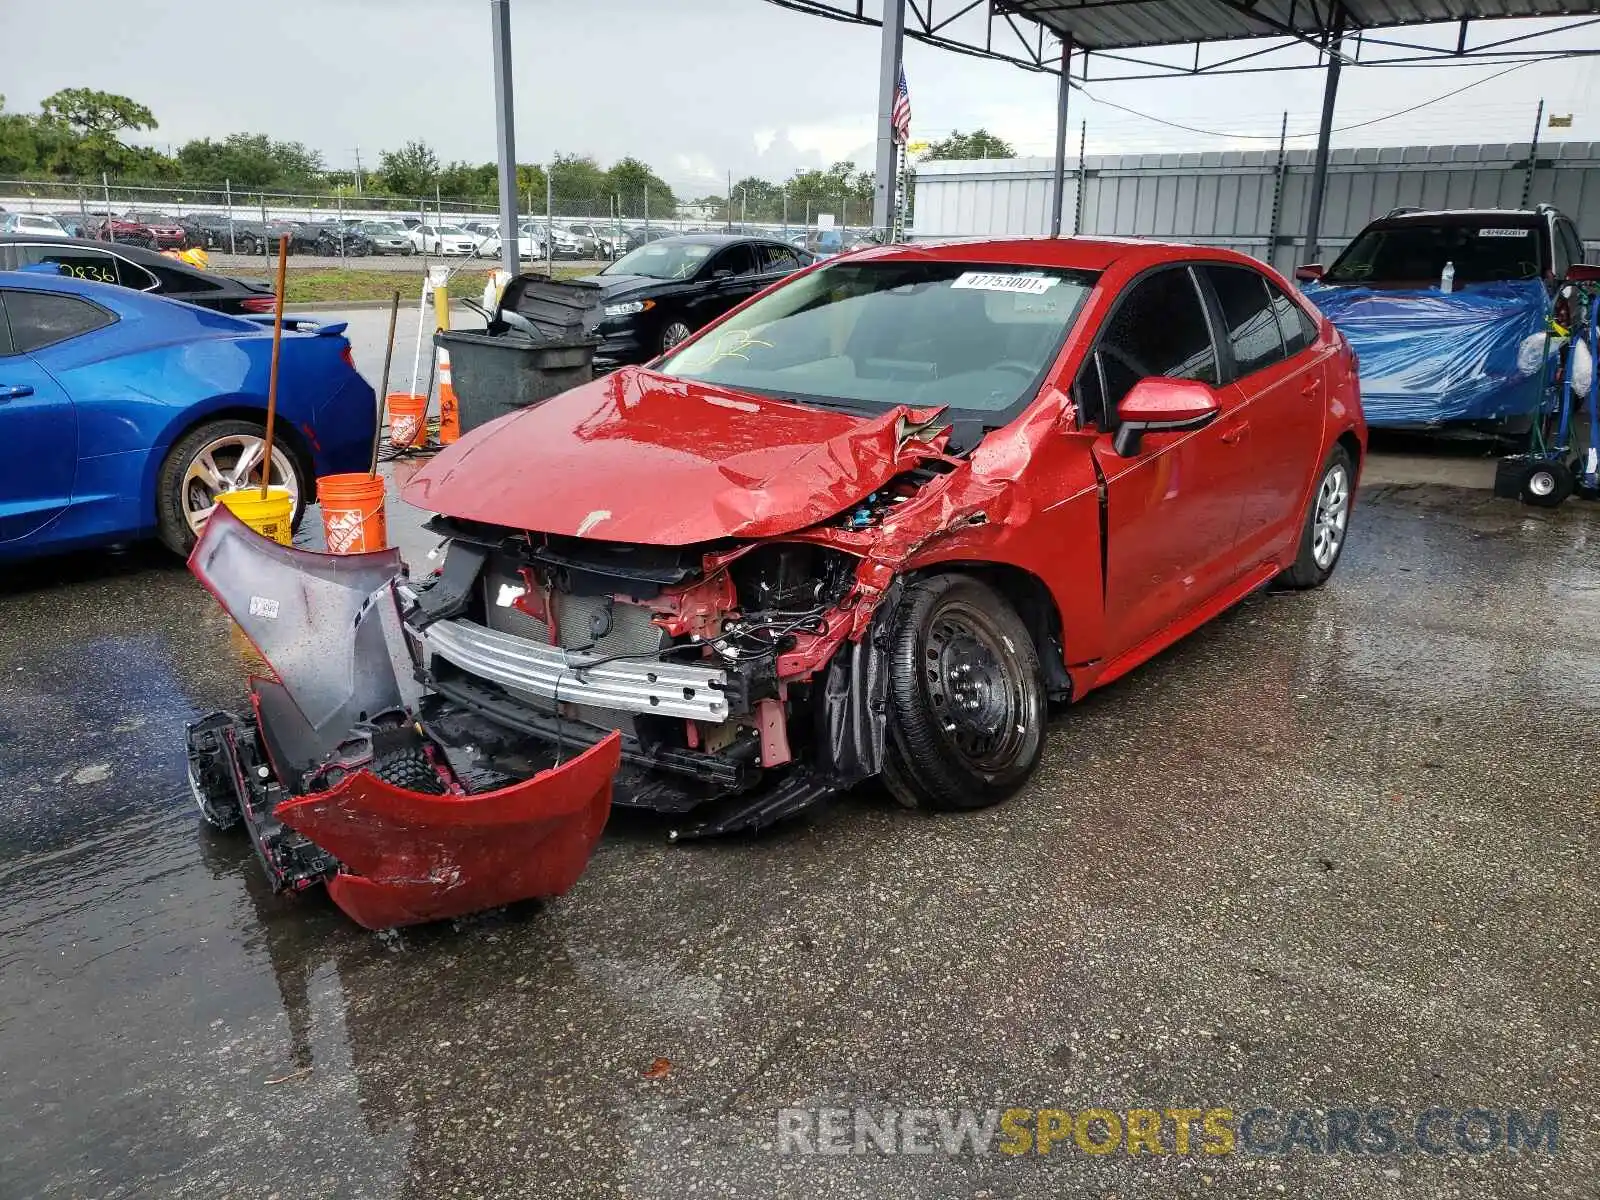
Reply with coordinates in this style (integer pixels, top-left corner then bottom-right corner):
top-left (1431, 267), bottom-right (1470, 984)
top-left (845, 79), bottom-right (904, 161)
top-left (489, 0), bottom-right (519, 277)
top-left (1301, 12), bottom-right (1343, 265)
top-left (874, 0), bottom-right (908, 232)
top-left (1050, 37), bottom-right (1073, 236)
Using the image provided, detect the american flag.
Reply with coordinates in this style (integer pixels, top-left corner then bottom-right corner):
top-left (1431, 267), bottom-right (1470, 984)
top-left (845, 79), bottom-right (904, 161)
top-left (892, 65), bottom-right (912, 144)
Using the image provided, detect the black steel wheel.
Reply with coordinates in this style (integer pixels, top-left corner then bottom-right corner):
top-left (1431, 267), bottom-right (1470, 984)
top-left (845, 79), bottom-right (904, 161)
top-left (1520, 458), bottom-right (1573, 508)
top-left (881, 574), bottom-right (1046, 812)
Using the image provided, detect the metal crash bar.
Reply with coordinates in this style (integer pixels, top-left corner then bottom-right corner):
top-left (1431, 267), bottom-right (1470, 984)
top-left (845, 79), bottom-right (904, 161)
top-left (423, 618), bottom-right (730, 722)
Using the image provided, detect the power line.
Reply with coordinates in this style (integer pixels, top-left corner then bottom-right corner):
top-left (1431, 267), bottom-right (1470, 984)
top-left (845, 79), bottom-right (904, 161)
top-left (1070, 57), bottom-right (1550, 141)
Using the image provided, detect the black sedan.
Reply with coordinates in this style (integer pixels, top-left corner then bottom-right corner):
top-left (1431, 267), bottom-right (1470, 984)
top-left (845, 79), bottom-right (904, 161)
top-left (0, 235), bottom-right (277, 314)
top-left (584, 234), bottom-right (813, 367)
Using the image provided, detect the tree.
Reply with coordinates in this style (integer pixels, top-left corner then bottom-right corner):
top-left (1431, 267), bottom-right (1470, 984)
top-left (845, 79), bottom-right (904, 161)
top-left (31, 88), bottom-right (165, 178)
top-left (548, 152), bottom-right (610, 216)
top-left (784, 160), bottom-right (874, 225)
top-left (176, 133), bottom-right (324, 189)
top-left (924, 129), bottom-right (1015, 160)
top-left (377, 140), bottom-right (441, 197)
top-left (730, 176), bottom-right (785, 222)
top-left (604, 157), bottom-right (676, 219)
top-left (38, 88), bottom-right (156, 139)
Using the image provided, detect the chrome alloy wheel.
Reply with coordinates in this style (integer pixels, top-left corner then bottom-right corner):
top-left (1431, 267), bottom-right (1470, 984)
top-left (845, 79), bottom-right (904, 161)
top-left (1311, 461), bottom-right (1350, 569)
top-left (180, 433), bottom-right (298, 536)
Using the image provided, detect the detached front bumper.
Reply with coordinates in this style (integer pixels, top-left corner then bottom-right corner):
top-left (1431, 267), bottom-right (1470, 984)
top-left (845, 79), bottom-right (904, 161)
top-left (185, 504), bottom-right (620, 929)
top-left (187, 698), bottom-right (618, 929)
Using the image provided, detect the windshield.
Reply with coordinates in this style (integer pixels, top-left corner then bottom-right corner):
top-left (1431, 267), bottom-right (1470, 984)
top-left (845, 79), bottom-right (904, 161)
top-left (658, 259), bottom-right (1096, 420)
top-left (1326, 221), bottom-right (1546, 285)
top-left (436, 225), bottom-right (468, 236)
top-left (17, 216), bottom-right (62, 230)
top-left (604, 239), bottom-right (714, 279)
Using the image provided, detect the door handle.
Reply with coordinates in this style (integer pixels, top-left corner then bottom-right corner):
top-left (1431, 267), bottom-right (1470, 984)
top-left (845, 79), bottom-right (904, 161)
top-left (1220, 421), bottom-right (1250, 446)
top-left (0, 384), bottom-right (34, 402)
top-left (1301, 376), bottom-right (1323, 397)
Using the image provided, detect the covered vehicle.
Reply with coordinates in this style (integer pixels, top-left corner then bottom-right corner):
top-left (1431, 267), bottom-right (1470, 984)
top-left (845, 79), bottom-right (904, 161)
top-left (1299, 205), bottom-right (1592, 433)
top-left (188, 237), bottom-right (1364, 929)
top-left (0, 271), bottom-right (375, 560)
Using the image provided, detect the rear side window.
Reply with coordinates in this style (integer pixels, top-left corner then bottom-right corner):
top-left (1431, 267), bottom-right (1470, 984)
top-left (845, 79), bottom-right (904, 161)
top-left (1270, 284), bottom-right (1318, 356)
top-left (1, 243), bottom-right (120, 286)
top-left (758, 243), bottom-right (803, 273)
top-left (1079, 266), bottom-right (1218, 426)
top-left (2, 290), bottom-right (115, 352)
top-left (1558, 219), bottom-right (1586, 271)
top-left (1203, 265), bottom-right (1285, 379)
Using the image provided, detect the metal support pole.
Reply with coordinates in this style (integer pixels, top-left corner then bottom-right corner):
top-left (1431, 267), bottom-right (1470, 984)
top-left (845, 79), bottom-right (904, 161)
top-left (1050, 37), bottom-right (1073, 237)
top-left (1521, 98), bottom-right (1545, 208)
top-left (490, 0), bottom-right (520, 277)
top-left (546, 165), bottom-right (554, 272)
top-left (1301, 12), bottom-right (1344, 265)
top-left (225, 178), bottom-right (235, 253)
top-left (1074, 121), bottom-right (1087, 235)
top-left (1266, 112), bottom-right (1289, 270)
top-left (872, 0), bottom-right (907, 234)
top-left (102, 173), bottom-right (114, 244)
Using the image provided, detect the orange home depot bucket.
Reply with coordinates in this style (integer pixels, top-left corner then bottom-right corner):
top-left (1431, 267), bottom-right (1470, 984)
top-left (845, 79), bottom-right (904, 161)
top-left (387, 392), bottom-right (428, 448)
top-left (218, 487), bottom-right (293, 545)
top-left (317, 473), bottom-right (388, 555)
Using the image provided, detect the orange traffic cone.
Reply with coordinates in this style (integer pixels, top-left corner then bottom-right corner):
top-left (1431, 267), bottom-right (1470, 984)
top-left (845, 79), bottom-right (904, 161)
top-left (438, 348), bottom-right (460, 444)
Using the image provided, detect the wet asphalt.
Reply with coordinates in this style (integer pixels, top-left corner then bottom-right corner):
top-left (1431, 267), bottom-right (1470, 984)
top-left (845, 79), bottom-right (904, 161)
top-left (2, 317), bottom-right (1598, 1197)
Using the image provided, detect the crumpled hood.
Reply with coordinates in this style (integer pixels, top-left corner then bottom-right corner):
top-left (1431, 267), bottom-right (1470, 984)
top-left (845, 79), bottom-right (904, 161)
top-left (402, 367), bottom-right (948, 545)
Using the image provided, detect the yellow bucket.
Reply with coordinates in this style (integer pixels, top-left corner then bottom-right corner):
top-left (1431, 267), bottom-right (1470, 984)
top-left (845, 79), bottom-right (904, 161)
top-left (218, 487), bottom-right (294, 546)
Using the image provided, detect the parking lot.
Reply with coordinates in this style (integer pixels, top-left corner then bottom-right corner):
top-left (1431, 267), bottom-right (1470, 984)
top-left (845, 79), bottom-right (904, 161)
top-left (2, 297), bottom-right (1596, 1197)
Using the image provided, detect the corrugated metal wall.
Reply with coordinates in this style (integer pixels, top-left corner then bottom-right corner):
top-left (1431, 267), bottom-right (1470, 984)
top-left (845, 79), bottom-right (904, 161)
top-left (912, 141), bottom-right (1600, 272)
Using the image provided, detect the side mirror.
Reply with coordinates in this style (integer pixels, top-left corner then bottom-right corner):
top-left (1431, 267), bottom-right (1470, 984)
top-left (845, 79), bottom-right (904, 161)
top-left (1112, 377), bottom-right (1221, 456)
top-left (1565, 263), bottom-right (1600, 283)
top-left (1295, 263), bottom-right (1324, 282)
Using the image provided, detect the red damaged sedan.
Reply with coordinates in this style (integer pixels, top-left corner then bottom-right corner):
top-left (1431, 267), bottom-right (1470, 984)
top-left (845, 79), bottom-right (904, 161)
top-left (188, 237), bottom-right (1364, 928)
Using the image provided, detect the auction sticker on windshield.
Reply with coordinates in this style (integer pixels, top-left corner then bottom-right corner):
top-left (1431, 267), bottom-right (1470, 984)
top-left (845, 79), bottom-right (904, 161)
top-left (1476, 228), bottom-right (1531, 238)
top-left (952, 272), bottom-right (1060, 294)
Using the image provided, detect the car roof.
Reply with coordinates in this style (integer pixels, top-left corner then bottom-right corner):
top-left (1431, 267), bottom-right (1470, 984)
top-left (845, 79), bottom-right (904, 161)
top-left (1376, 208), bottom-right (1544, 224)
top-left (842, 235), bottom-right (1271, 274)
top-left (0, 232), bottom-right (204, 271)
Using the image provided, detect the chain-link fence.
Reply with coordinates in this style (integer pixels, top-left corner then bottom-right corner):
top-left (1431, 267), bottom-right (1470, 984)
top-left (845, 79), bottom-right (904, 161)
top-left (0, 176), bottom-right (888, 266)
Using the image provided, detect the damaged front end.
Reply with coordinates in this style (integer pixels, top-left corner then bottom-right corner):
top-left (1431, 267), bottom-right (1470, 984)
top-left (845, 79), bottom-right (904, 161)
top-left (185, 505), bottom-right (617, 929)
top-left (400, 519), bottom-right (904, 839)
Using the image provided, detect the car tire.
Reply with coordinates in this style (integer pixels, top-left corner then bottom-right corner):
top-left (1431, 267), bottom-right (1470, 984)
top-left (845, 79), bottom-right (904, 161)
top-left (659, 321), bottom-right (693, 354)
top-left (881, 574), bottom-right (1047, 813)
top-left (1519, 458), bottom-right (1573, 508)
top-left (1281, 444), bottom-right (1355, 589)
top-left (154, 418), bottom-right (308, 557)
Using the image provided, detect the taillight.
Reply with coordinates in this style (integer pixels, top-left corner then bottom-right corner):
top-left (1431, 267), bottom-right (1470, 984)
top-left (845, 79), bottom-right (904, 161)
top-left (241, 294), bottom-right (277, 313)
top-left (341, 344), bottom-right (356, 371)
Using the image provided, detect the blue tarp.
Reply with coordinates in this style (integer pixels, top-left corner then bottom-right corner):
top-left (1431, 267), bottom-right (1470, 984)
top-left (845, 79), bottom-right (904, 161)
top-left (1303, 280), bottom-right (1551, 428)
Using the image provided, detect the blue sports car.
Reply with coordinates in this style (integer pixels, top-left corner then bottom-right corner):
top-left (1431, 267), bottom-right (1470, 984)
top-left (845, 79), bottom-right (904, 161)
top-left (0, 270), bottom-right (376, 562)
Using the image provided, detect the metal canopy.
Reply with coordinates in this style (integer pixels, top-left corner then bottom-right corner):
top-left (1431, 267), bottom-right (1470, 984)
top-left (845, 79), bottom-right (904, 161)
top-left (765, 0), bottom-right (1600, 75)
top-left (1005, 0), bottom-right (1600, 55)
top-left (760, 0), bottom-right (1599, 262)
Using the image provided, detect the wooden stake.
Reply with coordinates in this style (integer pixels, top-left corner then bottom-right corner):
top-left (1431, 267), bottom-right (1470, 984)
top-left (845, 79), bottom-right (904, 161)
top-left (371, 289), bottom-right (401, 476)
top-left (261, 234), bottom-right (289, 499)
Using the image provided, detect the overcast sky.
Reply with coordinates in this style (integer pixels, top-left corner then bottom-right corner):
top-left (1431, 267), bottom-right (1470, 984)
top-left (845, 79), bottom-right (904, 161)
top-left (6, 0), bottom-right (1597, 196)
